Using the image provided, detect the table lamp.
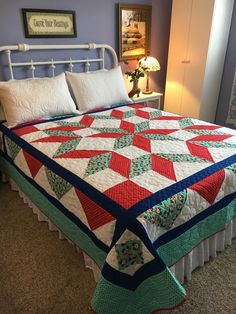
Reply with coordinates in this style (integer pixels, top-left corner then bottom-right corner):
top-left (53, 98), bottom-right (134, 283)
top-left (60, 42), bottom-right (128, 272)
top-left (139, 56), bottom-right (160, 94)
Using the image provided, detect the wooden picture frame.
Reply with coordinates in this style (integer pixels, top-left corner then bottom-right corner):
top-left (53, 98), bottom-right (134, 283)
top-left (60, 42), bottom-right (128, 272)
top-left (118, 3), bottom-right (152, 61)
top-left (22, 8), bottom-right (77, 38)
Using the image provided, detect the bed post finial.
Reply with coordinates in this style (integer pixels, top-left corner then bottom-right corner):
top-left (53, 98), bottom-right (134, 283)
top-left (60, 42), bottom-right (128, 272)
top-left (88, 43), bottom-right (96, 50)
top-left (18, 43), bottom-right (30, 51)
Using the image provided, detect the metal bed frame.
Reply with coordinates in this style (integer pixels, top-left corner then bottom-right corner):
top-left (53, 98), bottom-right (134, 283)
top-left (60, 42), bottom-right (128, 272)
top-left (0, 43), bottom-right (118, 79)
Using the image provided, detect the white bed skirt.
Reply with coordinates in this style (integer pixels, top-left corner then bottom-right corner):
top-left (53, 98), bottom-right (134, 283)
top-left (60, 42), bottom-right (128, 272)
top-left (6, 177), bottom-right (236, 285)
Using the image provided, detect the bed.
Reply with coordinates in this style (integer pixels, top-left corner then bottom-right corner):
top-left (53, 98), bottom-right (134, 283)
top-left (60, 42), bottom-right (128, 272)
top-left (0, 43), bottom-right (236, 314)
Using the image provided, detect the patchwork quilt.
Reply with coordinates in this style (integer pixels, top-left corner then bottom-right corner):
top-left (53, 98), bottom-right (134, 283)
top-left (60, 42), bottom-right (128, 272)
top-left (1, 104), bottom-right (236, 314)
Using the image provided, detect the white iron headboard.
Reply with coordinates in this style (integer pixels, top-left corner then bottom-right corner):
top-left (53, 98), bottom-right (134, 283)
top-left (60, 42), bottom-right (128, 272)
top-left (0, 43), bottom-right (118, 80)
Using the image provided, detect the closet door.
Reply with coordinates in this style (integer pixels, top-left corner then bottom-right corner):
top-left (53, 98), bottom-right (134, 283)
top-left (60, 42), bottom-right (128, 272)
top-left (164, 0), bottom-right (192, 115)
top-left (180, 0), bottom-right (214, 118)
top-left (165, 0), bottom-right (234, 121)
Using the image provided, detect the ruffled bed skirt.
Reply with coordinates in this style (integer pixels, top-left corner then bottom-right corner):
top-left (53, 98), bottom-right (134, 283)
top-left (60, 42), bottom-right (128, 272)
top-left (5, 176), bottom-right (236, 285)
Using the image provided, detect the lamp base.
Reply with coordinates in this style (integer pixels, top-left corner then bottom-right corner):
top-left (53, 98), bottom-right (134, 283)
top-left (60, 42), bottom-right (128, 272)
top-left (142, 90), bottom-right (153, 94)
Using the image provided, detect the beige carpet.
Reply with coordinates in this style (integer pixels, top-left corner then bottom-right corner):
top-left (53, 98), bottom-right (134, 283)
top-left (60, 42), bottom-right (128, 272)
top-left (0, 181), bottom-right (236, 314)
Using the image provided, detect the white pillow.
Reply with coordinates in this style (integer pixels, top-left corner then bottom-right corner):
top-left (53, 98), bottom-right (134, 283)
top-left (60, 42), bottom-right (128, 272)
top-left (66, 66), bottom-right (132, 112)
top-left (0, 73), bottom-right (78, 127)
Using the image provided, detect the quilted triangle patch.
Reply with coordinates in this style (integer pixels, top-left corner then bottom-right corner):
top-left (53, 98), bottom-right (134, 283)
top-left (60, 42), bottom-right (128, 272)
top-left (75, 188), bottom-right (115, 230)
top-left (190, 169), bottom-right (225, 204)
top-left (45, 168), bottom-right (72, 200)
top-left (23, 150), bottom-right (43, 178)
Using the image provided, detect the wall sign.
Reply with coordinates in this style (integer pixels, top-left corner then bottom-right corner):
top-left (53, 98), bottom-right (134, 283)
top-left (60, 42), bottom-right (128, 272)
top-left (22, 9), bottom-right (77, 38)
top-left (118, 3), bottom-right (152, 61)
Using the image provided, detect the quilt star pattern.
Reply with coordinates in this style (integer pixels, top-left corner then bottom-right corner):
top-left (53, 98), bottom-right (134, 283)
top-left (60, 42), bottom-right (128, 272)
top-left (1, 104), bottom-right (236, 313)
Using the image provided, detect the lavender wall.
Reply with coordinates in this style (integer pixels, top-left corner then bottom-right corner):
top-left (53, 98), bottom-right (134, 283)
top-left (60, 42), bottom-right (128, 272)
top-left (0, 0), bottom-right (152, 46)
top-left (215, 1), bottom-right (236, 128)
top-left (0, 0), bottom-right (172, 97)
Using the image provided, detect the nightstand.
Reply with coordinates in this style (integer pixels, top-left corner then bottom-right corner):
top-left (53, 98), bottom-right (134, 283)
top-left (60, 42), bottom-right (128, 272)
top-left (130, 92), bottom-right (163, 109)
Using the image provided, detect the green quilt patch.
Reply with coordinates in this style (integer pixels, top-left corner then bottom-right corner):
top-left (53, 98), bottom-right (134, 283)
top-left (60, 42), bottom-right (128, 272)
top-left (140, 133), bottom-right (182, 141)
top-left (135, 121), bottom-right (150, 133)
top-left (179, 117), bottom-right (194, 129)
top-left (130, 154), bottom-right (151, 177)
top-left (115, 239), bottom-right (144, 271)
top-left (114, 134), bottom-right (134, 150)
top-left (53, 138), bottom-right (81, 157)
top-left (149, 110), bottom-right (162, 119)
top-left (186, 129), bottom-right (229, 135)
top-left (92, 127), bottom-right (129, 134)
top-left (141, 190), bottom-right (187, 230)
top-left (123, 109), bottom-right (137, 119)
top-left (5, 137), bottom-right (21, 160)
top-left (56, 121), bottom-right (85, 127)
top-left (158, 153), bottom-right (210, 163)
top-left (45, 167), bottom-right (72, 199)
top-left (85, 152), bottom-right (112, 176)
top-left (44, 129), bottom-right (79, 137)
top-left (190, 141), bottom-right (236, 149)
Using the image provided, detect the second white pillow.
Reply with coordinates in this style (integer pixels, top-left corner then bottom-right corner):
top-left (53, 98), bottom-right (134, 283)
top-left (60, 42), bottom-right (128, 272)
top-left (66, 66), bottom-right (132, 112)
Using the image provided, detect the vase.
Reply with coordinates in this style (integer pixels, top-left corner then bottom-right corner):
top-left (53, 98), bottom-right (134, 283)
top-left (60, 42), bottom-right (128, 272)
top-left (128, 78), bottom-right (141, 98)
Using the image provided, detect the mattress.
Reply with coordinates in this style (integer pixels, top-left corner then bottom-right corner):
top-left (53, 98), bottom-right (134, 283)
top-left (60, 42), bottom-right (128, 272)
top-left (0, 103), bottom-right (236, 313)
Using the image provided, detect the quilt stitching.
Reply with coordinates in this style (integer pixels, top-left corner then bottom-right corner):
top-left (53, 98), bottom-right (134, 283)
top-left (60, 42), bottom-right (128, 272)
top-left (1, 106), bottom-right (236, 221)
top-left (1, 103), bottom-right (236, 313)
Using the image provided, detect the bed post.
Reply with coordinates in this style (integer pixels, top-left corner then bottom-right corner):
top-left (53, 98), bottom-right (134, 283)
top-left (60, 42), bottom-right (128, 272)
top-left (5, 50), bottom-right (14, 80)
top-left (99, 47), bottom-right (105, 70)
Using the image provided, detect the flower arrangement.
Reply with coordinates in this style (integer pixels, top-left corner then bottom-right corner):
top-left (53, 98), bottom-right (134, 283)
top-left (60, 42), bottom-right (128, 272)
top-left (125, 60), bottom-right (148, 82)
top-left (125, 60), bottom-right (148, 97)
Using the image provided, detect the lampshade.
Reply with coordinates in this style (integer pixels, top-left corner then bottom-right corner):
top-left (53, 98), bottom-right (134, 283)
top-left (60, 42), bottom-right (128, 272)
top-left (139, 56), bottom-right (160, 94)
top-left (139, 56), bottom-right (160, 72)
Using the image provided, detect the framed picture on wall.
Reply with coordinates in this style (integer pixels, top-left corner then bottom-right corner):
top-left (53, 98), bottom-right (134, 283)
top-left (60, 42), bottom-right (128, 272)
top-left (118, 3), bottom-right (152, 61)
top-left (22, 8), bottom-right (77, 38)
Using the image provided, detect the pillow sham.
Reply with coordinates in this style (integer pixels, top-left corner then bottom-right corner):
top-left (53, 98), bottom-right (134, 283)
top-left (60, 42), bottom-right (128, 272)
top-left (66, 66), bottom-right (132, 112)
top-left (0, 73), bottom-right (78, 127)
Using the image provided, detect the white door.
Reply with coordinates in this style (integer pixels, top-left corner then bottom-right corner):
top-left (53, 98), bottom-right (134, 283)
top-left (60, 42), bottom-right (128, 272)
top-left (180, 0), bottom-right (214, 118)
top-left (164, 0), bottom-right (192, 114)
top-left (164, 0), bottom-right (214, 118)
